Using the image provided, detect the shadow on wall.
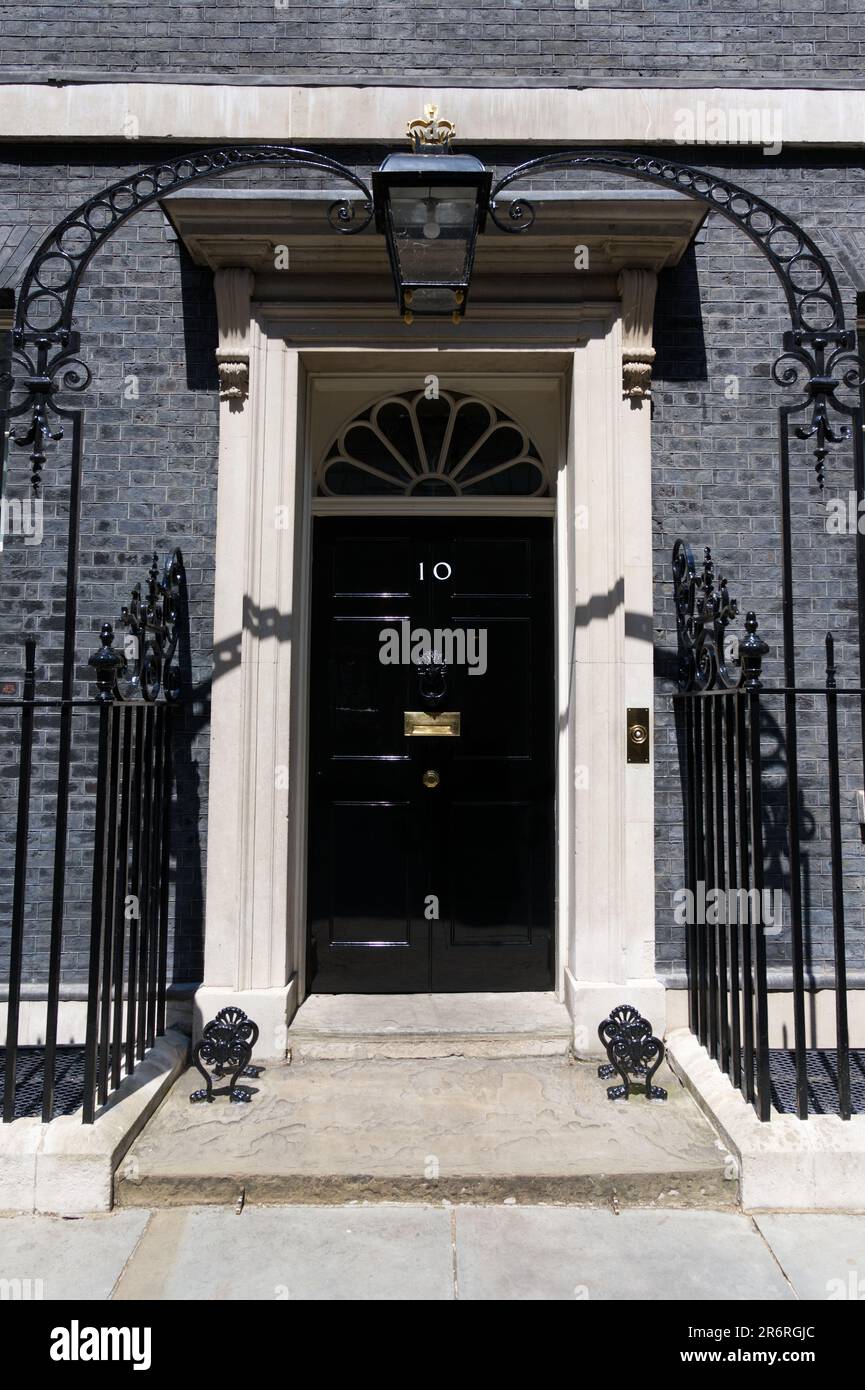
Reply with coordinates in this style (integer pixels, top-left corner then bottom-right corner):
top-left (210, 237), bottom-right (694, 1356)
top-left (174, 595), bottom-right (296, 977)
top-left (179, 244), bottom-right (219, 392)
top-left (171, 561), bottom-right (204, 982)
top-left (669, 686), bottom-right (823, 1000)
top-left (152, 245), bottom-right (217, 977)
top-left (653, 244), bottom-right (708, 384)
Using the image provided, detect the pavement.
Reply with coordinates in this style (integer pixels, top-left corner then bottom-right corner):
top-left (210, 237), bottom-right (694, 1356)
top-left (1, 1206), bottom-right (864, 1300)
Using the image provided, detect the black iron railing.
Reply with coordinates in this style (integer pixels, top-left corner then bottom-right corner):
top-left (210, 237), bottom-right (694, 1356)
top-left (1, 550), bottom-right (185, 1124)
top-left (672, 541), bottom-right (862, 1121)
top-left (81, 697), bottom-right (174, 1123)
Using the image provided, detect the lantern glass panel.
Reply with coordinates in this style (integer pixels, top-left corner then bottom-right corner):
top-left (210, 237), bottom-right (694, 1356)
top-left (387, 185), bottom-right (477, 287)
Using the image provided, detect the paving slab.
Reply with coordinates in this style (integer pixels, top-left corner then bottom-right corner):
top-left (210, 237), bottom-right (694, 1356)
top-left (112, 1205), bottom-right (454, 1301)
top-left (4, 1204), bottom-right (857, 1301)
top-left (454, 1207), bottom-right (795, 1301)
top-left (0, 1209), bottom-right (150, 1300)
top-left (753, 1215), bottom-right (865, 1301)
top-left (116, 1055), bottom-right (734, 1208)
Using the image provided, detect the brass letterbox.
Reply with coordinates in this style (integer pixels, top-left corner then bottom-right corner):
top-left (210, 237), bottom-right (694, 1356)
top-left (404, 710), bottom-right (461, 737)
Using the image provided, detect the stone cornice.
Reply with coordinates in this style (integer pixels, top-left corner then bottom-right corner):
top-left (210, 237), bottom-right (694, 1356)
top-left (1, 82), bottom-right (864, 147)
top-left (162, 191), bottom-right (706, 283)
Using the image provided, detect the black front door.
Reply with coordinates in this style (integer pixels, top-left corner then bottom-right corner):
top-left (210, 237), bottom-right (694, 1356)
top-left (307, 516), bottom-right (554, 992)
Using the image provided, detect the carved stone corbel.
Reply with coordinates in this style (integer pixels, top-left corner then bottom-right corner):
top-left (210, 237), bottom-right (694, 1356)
top-left (617, 268), bottom-right (658, 402)
top-left (214, 267), bottom-right (254, 404)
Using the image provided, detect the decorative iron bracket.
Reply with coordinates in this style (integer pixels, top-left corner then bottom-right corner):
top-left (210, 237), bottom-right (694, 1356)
top-left (772, 327), bottom-right (862, 488)
top-left (597, 1004), bottom-right (667, 1102)
top-left (190, 1007), bottom-right (263, 1105)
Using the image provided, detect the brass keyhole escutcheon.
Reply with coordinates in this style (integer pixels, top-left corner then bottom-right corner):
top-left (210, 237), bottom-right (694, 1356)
top-left (422, 769), bottom-right (440, 789)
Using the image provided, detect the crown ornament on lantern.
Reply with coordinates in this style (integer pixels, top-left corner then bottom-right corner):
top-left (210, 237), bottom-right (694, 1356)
top-left (407, 104), bottom-right (455, 151)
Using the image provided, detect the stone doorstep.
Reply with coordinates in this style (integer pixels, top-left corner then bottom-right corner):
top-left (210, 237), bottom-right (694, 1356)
top-left (114, 1053), bottom-right (736, 1211)
top-left (665, 1028), bottom-right (865, 1213)
top-left (114, 1170), bottom-right (733, 1209)
top-left (286, 991), bottom-right (574, 1060)
top-left (0, 1027), bottom-right (189, 1217)
top-left (288, 1039), bottom-right (572, 1060)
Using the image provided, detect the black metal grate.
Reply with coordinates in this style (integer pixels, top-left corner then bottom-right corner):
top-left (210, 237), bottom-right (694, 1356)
top-left (0, 1047), bottom-right (88, 1120)
top-left (769, 1049), bottom-right (865, 1116)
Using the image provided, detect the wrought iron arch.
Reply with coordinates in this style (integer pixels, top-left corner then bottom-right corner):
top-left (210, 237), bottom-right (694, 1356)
top-left (491, 150), bottom-right (845, 336)
top-left (489, 149), bottom-right (861, 489)
top-left (3, 142), bottom-right (861, 493)
top-left (5, 143), bottom-right (374, 492)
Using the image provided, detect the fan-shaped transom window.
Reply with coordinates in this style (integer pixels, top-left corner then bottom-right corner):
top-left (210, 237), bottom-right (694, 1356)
top-left (315, 390), bottom-right (550, 498)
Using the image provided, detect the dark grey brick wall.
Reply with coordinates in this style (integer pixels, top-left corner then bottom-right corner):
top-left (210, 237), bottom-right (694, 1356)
top-left (1, 139), bottom-right (864, 996)
top-left (1, 1), bottom-right (865, 85)
top-left (0, 144), bottom-right (220, 991)
top-left (651, 151), bottom-right (865, 986)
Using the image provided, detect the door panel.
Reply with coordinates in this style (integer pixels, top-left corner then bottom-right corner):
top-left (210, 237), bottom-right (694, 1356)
top-left (329, 617), bottom-right (410, 757)
top-left (307, 516), bottom-right (554, 993)
top-left (326, 801), bottom-right (413, 946)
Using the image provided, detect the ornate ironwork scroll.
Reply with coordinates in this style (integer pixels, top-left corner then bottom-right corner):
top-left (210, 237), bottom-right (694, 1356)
top-left (673, 539), bottom-right (768, 693)
top-left (490, 149), bottom-right (860, 483)
top-left (597, 1004), bottom-right (667, 1102)
top-left (2, 144), bottom-right (374, 492)
top-left (190, 1007), bottom-right (262, 1105)
top-left (772, 329), bottom-right (863, 489)
top-left (89, 549), bottom-right (186, 703)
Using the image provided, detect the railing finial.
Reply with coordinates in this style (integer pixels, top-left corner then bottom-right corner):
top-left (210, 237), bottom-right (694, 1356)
top-left (740, 611), bottom-right (769, 690)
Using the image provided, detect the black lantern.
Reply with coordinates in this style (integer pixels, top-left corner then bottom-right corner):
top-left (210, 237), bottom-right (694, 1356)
top-left (372, 106), bottom-right (491, 325)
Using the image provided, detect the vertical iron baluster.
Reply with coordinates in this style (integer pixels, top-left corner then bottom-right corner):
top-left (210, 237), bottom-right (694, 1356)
top-left (725, 693), bottom-right (741, 1088)
top-left (742, 612), bottom-right (771, 1120)
top-left (778, 410), bottom-right (809, 1119)
top-left (714, 692), bottom-right (730, 1075)
top-left (692, 699), bottom-right (707, 1046)
top-left (145, 708), bottom-right (165, 1048)
top-left (82, 702), bottom-right (111, 1125)
top-left (110, 706), bottom-right (133, 1091)
top-left (684, 697), bottom-right (699, 1031)
top-left (97, 707), bottom-right (121, 1107)
top-left (125, 706), bottom-right (144, 1077)
top-left (3, 640), bottom-right (36, 1123)
top-left (824, 635), bottom-right (851, 1120)
top-left (737, 690), bottom-right (755, 1103)
top-left (136, 705), bottom-right (155, 1061)
top-left (703, 697), bottom-right (719, 1060)
top-left (156, 710), bottom-right (174, 1038)
top-left (41, 412), bottom-right (84, 1123)
top-left (749, 696), bottom-right (771, 1122)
